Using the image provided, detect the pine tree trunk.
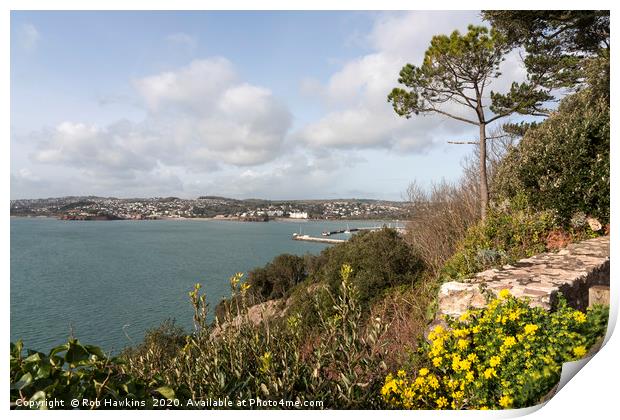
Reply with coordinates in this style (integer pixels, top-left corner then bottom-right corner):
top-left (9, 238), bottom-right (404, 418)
top-left (479, 122), bottom-right (489, 220)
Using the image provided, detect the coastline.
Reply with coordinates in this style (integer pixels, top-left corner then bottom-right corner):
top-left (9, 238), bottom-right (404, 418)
top-left (11, 215), bottom-right (406, 224)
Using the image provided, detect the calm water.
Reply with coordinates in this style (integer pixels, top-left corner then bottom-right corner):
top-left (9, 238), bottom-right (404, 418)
top-left (10, 217), bottom-right (398, 353)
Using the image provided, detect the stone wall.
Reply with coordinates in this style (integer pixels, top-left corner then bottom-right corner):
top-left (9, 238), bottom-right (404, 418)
top-left (437, 236), bottom-right (610, 318)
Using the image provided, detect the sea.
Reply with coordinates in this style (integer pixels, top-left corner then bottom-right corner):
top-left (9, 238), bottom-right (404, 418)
top-left (10, 217), bottom-right (401, 353)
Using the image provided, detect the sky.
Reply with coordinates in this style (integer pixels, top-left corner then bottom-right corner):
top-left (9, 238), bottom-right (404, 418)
top-left (10, 10), bottom-right (530, 201)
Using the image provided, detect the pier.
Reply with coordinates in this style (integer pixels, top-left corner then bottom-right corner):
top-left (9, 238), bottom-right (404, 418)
top-left (292, 234), bottom-right (345, 244)
top-left (292, 224), bottom-right (406, 244)
top-left (320, 225), bottom-right (404, 236)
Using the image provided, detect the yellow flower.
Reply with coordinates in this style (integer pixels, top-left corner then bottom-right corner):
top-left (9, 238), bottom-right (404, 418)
top-left (503, 336), bottom-right (517, 348)
top-left (465, 370), bottom-right (475, 382)
top-left (397, 369), bottom-right (407, 377)
top-left (459, 359), bottom-right (472, 371)
top-left (508, 309), bottom-right (521, 321)
top-left (489, 356), bottom-right (501, 367)
top-left (458, 339), bottom-right (469, 350)
top-left (472, 325), bottom-right (481, 334)
top-left (419, 368), bottom-right (429, 377)
top-left (573, 346), bottom-right (587, 358)
top-left (381, 377), bottom-right (397, 396)
top-left (498, 289), bottom-right (512, 300)
top-left (499, 395), bottom-right (513, 408)
top-left (428, 375), bottom-right (440, 389)
top-left (573, 311), bottom-right (587, 324)
top-left (524, 324), bottom-right (539, 335)
top-left (432, 356), bottom-right (443, 367)
top-left (479, 406), bottom-right (489, 410)
top-left (483, 367), bottom-right (497, 379)
top-left (459, 311), bottom-right (470, 322)
top-left (429, 337), bottom-right (445, 357)
top-left (452, 354), bottom-right (462, 371)
top-left (340, 264), bottom-right (353, 281)
top-left (259, 351), bottom-right (272, 374)
top-left (452, 390), bottom-right (464, 400)
top-left (436, 397), bottom-right (448, 409)
top-left (467, 353), bottom-right (478, 363)
top-left (231, 272), bottom-right (244, 287)
top-left (453, 328), bottom-right (470, 338)
top-left (403, 387), bottom-right (415, 401)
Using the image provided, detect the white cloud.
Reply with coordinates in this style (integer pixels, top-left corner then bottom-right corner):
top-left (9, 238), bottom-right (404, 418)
top-left (16, 23), bottom-right (40, 51)
top-left (32, 121), bottom-right (156, 177)
top-left (32, 58), bottom-right (293, 177)
top-left (296, 11), bottom-right (527, 153)
top-left (134, 58), bottom-right (237, 112)
top-left (185, 151), bottom-right (351, 199)
top-left (134, 58), bottom-right (292, 168)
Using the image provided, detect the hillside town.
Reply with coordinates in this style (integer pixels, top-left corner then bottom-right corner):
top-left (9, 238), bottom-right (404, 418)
top-left (10, 196), bottom-right (411, 221)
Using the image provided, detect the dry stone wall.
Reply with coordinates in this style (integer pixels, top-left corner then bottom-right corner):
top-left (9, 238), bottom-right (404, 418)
top-left (438, 236), bottom-right (610, 318)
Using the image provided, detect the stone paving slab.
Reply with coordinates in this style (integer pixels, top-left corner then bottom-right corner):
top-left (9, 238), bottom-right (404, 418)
top-left (438, 236), bottom-right (610, 317)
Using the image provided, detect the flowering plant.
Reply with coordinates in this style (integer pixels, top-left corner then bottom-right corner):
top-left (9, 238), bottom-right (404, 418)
top-left (382, 290), bottom-right (608, 409)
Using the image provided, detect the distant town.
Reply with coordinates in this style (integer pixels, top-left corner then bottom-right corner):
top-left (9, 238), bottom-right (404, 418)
top-left (10, 196), bottom-right (412, 221)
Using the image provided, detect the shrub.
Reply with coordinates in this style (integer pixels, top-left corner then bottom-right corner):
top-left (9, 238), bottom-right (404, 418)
top-left (120, 266), bottom-right (390, 409)
top-left (282, 277), bottom-right (332, 335)
top-left (368, 278), bottom-right (440, 372)
top-left (381, 291), bottom-right (608, 409)
top-left (317, 228), bottom-right (424, 311)
top-left (493, 72), bottom-right (610, 224)
top-left (441, 199), bottom-right (561, 280)
top-left (215, 253), bottom-right (307, 321)
top-left (404, 180), bottom-right (480, 275)
top-left (119, 320), bottom-right (186, 384)
top-left (441, 193), bottom-right (602, 281)
top-left (10, 338), bottom-right (171, 409)
top-left (246, 254), bottom-right (307, 301)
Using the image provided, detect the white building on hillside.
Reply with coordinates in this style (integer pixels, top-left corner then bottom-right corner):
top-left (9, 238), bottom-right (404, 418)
top-left (289, 211), bottom-right (309, 219)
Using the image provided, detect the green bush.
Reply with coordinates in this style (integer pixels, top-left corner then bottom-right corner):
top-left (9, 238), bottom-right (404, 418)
top-left (10, 338), bottom-right (171, 409)
top-left (382, 290), bottom-right (609, 409)
top-left (493, 64), bottom-right (610, 224)
top-left (441, 200), bottom-right (560, 280)
top-left (282, 277), bottom-right (333, 335)
top-left (215, 253), bottom-right (308, 321)
top-left (120, 266), bottom-right (389, 409)
top-left (317, 228), bottom-right (424, 311)
top-left (246, 254), bottom-right (307, 301)
top-left (119, 320), bottom-right (186, 384)
top-left (215, 229), bottom-right (423, 330)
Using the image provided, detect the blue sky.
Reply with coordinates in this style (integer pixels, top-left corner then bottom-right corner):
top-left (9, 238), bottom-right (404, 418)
top-left (11, 10), bottom-right (528, 200)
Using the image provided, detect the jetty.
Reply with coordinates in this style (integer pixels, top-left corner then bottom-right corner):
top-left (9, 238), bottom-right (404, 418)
top-left (292, 234), bottom-right (345, 244)
top-left (320, 225), bottom-right (405, 236)
top-left (292, 224), bottom-right (405, 244)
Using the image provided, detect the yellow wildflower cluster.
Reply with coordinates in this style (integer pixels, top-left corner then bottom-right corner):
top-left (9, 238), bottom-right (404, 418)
top-left (573, 346), bottom-right (587, 358)
top-left (572, 311), bottom-right (587, 324)
top-left (524, 324), bottom-right (539, 335)
top-left (382, 293), bottom-right (603, 410)
top-left (498, 289), bottom-right (512, 300)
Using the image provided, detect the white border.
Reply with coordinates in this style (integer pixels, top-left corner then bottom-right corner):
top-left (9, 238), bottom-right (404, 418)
top-left (4, 1), bottom-right (617, 419)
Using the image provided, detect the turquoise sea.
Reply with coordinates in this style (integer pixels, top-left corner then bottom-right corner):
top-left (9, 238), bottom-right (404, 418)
top-left (10, 217), bottom-right (399, 353)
